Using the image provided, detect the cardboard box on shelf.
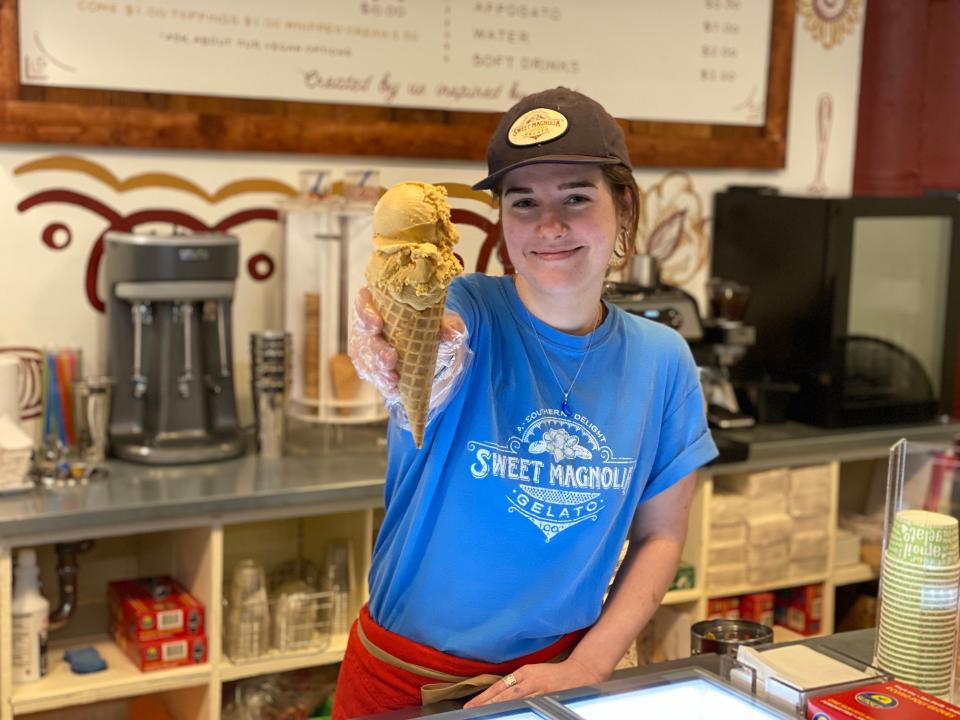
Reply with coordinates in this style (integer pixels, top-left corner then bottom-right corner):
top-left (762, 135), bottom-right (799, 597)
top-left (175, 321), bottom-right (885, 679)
top-left (711, 491), bottom-right (747, 525)
top-left (776, 584), bottom-right (823, 636)
top-left (707, 596), bottom-right (740, 619)
top-left (834, 529), bottom-right (862, 568)
top-left (709, 543), bottom-right (747, 565)
top-left (748, 559), bottom-right (789, 586)
top-left (706, 563), bottom-right (747, 590)
top-left (747, 513), bottom-right (792, 545)
top-left (113, 629), bottom-right (207, 672)
top-left (739, 592), bottom-right (775, 627)
top-left (790, 531), bottom-right (829, 560)
top-left (795, 513), bottom-right (831, 534)
top-left (806, 680), bottom-right (960, 719)
top-left (719, 469), bottom-right (790, 497)
top-left (710, 522), bottom-right (747, 545)
top-left (790, 557), bottom-right (829, 578)
top-left (789, 464), bottom-right (832, 495)
top-left (790, 490), bottom-right (830, 516)
top-left (749, 493), bottom-right (788, 516)
top-left (108, 576), bottom-right (205, 642)
top-left (748, 539), bottom-right (789, 566)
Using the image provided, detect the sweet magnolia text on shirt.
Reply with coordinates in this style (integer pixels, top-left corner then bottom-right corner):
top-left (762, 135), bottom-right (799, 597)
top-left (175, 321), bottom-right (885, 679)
top-left (468, 409), bottom-right (636, 541)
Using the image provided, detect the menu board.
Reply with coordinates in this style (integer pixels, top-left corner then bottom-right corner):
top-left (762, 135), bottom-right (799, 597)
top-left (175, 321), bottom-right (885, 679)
top-left (19, 0), bottom-right (771, 125)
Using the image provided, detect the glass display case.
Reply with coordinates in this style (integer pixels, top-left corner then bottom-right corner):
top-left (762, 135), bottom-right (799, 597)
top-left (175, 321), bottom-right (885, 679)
top-left (401, 668), bottom-right (793, 720)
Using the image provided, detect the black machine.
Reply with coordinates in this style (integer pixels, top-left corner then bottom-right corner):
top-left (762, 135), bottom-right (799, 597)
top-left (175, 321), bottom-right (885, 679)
top-left (604, 255), bottom-right (752, 463)
top-left (712, 188), bottom-right (960, 428)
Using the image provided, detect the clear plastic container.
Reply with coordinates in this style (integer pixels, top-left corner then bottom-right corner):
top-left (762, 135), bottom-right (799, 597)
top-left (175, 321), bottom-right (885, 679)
top-left (281, 189), bottom-right (387, 426)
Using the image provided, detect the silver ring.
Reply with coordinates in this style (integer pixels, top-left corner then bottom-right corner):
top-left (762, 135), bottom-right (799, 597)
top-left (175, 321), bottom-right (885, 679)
top-left (502, 673), bottom-right (518, 688)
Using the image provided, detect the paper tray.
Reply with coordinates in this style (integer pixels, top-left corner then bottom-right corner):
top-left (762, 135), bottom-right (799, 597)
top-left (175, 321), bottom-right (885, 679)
top-left (724, 642), bottom-right (892, 716)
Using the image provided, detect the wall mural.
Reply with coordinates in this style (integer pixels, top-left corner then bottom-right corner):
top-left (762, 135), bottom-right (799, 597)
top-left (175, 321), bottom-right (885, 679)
top-left (797, 0), bottom-right (862, 49)
top-left (13, 156), bottom-right (508, 312)
top-left (13, 156), bottom-right (704, 319)
top-left (636, 172), bottom-right (710, 287)
top-left (807, 93), bottom-right (835, 195)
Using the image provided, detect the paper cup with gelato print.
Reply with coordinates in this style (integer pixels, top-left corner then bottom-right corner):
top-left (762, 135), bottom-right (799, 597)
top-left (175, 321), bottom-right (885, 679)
top-left (887, 510), bottom-right (960, 567)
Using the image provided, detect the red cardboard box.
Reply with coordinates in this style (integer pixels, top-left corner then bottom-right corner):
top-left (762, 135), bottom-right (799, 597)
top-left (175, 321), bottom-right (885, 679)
top-left (108, 576), bottom-right (204, 641)
top-left (776, 584), bottom-right (822, 635)
top-left (740, 592), bottom-right (775, 627)
top-left (707, 596), bottom-right (740, 619)
top-left (114, 629), bottom-right (207, 672)
top-left (807, 680), bottom-right (960, 719)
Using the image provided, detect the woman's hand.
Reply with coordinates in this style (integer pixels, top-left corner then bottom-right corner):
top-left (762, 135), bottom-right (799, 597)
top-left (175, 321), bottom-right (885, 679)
top-left (348, 287), bottom-right (401, 403)
top-left (348, 287), bottom-right (472, 422)
top-left (462, 657), bottom-right (606, 709)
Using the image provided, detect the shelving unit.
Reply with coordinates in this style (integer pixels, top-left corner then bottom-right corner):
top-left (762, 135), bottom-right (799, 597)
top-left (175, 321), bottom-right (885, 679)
top-left (0, 426), bottom-right (952, 718)
top-left (218, 632), bottom-right (349, 683)
top-left (0, 505), bottom-right (378, 720)
top-left (12, 638), bottom-right (210, 715)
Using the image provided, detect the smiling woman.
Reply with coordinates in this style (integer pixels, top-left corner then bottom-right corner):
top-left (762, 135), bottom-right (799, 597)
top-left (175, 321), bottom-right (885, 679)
top-left (338, 87), bottom-right (718, 720)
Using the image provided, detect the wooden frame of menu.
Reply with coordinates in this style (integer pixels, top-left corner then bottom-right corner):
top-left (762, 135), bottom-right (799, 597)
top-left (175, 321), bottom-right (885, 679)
top-left (0, 0), bottom-right (795, 169)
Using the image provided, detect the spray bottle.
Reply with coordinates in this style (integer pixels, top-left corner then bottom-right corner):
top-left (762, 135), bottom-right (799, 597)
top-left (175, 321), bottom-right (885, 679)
top-left (12, 548), bottom-right (49, 684)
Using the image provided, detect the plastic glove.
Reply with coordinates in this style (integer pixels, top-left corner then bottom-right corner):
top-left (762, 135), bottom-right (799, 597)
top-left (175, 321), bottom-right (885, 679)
top-left (348, 287), bottom-right (472, 429)
top-left (348, 287), bottom-right (401, 406)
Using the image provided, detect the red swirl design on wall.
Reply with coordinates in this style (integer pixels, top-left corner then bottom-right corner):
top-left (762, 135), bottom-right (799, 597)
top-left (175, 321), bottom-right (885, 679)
top-left (450, 208), bottom-right (511, 275)
top-left (41, 222), bottom-right (72, 249)
top-left (17, 189), bottom-right (279, 312)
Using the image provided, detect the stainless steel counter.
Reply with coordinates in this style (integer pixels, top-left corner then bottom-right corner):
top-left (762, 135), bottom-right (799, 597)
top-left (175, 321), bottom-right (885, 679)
top-left (0, 426), bottom-right (388, 538)
top-left (706, 419), bottom-right (960, 475)
top-left (0, 420), bottom-right (957, 539)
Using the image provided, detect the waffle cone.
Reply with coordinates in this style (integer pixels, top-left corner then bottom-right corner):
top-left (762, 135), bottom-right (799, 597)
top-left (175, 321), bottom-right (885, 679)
top-left (369, 287), bottom-right (445, 447)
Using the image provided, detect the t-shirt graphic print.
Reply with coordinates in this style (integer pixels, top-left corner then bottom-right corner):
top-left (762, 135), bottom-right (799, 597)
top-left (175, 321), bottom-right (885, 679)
top-left (469, 407), bottom-right (637, 542)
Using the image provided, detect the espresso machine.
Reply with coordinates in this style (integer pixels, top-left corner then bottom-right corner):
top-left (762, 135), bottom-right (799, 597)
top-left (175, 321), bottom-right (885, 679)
top-left (104, 231), bottom-right (245, 464)
top-left (603, 255), bottom-right (705, 343)
top-left (697, 278), bottom-right (757, 430)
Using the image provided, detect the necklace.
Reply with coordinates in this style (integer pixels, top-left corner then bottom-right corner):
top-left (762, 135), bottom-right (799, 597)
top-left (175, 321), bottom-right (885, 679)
top-left (522, 302), bottom-right (603, 417)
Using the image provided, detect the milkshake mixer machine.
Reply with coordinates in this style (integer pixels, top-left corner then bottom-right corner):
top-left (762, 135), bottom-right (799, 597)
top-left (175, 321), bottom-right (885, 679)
top-left (104, 231), bottom-right (244, 464)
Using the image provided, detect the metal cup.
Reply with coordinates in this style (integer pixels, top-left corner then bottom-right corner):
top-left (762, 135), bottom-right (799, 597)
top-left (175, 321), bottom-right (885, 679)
top-left (250, 332), bottom-right (291, 458)
top-left (690, 619), bottom-right (773, 657)
top-left (71, 377), bottom-right (114, 463)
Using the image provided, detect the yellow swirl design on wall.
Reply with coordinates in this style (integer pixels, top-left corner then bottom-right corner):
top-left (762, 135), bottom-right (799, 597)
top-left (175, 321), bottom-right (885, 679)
top-left (14, 155), bottom-right (496, 208)
top-left (14, 155), bottom-right (297, 202)
top-left (440, 183), bottom-right (496, 208)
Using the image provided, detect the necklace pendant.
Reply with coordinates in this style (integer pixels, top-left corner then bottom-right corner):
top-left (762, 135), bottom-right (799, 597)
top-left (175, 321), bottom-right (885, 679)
top-left (561, 398), bottom-right (571, 416)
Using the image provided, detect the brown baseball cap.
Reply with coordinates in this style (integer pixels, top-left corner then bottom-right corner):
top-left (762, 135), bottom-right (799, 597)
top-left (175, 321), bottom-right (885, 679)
top-left (472, 87), bottom-right (632, 191)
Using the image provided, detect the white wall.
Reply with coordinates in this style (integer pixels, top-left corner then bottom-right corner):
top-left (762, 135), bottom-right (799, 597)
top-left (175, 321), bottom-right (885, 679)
top-left (0, 5), bottom-right (865, 430)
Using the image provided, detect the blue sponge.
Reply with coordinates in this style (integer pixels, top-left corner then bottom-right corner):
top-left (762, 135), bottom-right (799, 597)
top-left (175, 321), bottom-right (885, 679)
top-left (64, 646), bottom-right (107, 674)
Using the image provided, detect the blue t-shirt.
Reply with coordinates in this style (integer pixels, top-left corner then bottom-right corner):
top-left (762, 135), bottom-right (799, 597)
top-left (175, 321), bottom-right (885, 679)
top-left (368, 274), bottom-right (718, 661)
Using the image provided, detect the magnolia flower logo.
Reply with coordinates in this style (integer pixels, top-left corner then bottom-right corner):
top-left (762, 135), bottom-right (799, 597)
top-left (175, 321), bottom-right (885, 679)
top-left (530, 428), bottom-right (593, 462)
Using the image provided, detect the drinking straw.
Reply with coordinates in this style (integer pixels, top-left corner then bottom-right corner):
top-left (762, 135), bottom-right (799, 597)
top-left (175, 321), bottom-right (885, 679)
top-left (46, 352), bottom-right (66, 445)
top-left (55, 349), bottom-right (74, 446)
top-left (42, 352), bottom-right (52, 440)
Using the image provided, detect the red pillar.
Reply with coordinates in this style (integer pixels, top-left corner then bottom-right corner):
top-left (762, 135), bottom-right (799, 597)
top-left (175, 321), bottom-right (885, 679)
top-left (919, 0), bottom-right (960, 192)
top-left (852, 0), bottom-right (929, 195)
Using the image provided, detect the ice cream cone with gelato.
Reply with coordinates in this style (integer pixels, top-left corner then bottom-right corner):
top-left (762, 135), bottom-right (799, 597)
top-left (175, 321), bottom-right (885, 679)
top-left (365, 181), bottom-right (462, 447)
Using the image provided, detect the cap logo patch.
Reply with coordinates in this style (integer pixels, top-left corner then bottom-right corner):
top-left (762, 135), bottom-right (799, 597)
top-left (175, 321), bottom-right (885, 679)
top-left (508, 108), bottom-right (568, 146)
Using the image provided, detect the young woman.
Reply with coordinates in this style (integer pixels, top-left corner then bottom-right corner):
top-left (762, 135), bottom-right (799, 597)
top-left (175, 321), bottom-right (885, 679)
top-left (336, 87), bottom-right (718, 719)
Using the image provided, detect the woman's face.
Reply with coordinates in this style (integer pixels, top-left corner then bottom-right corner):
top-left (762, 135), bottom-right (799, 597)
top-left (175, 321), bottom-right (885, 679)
top-left (500, 162), bottom-right (620, 302)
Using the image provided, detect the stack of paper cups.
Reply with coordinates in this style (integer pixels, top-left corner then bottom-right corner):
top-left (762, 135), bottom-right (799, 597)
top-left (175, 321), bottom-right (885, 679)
top-left (0, 357), bottom-right (19, 426)
top-left (876, 509), bottom-right (960, 700)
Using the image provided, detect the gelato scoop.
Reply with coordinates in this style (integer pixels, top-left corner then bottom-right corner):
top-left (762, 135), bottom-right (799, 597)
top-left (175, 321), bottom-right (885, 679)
top-left (364, 182), bottom-right (463, 447)
top-left (367, 182), bottom-right (462, 311)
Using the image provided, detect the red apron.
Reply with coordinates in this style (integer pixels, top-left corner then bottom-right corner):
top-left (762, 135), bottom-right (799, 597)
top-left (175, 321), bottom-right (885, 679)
top-left (332, 605), bottom-right (586, 720)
